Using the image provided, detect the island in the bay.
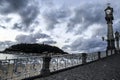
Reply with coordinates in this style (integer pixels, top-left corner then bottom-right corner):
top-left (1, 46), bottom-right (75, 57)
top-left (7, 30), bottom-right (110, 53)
top-left (3, 43), bottom-right (68, 55)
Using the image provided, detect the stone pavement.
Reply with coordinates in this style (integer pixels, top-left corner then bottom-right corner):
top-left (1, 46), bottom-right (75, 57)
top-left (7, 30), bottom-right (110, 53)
top-left (35, 54), bottom-right (120, 80)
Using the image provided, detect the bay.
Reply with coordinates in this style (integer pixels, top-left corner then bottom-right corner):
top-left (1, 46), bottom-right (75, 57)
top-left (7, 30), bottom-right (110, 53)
top-left (0, 53), bottom-right (29, 60)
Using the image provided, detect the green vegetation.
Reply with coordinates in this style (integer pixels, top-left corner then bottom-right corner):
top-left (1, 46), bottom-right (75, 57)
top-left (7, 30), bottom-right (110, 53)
top-left (4, 43), bottom-right (68, 55)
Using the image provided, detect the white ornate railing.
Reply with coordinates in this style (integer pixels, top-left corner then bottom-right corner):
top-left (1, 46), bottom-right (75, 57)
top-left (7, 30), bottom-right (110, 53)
top-left (0, 56), bottom-right (43, 80)
top-left (0, 51), bottom-right (115, 80)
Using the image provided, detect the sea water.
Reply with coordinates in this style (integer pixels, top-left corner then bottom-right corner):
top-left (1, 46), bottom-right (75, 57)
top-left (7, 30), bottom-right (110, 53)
top-left (0, 53), bottom-right (28, 60)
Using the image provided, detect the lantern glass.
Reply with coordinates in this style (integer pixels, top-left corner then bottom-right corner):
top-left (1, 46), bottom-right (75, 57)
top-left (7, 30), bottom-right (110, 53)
top-left (106, 9), bottom-right (111, 14)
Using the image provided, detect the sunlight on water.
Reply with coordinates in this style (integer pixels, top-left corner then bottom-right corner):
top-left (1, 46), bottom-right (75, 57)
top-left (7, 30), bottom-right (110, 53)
top-left (0, 53), bottom-right (18, 60)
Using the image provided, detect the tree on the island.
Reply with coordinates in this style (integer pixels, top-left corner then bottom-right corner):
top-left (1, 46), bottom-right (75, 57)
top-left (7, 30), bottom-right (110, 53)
top-left (4, 43), bottom-right (68, 55)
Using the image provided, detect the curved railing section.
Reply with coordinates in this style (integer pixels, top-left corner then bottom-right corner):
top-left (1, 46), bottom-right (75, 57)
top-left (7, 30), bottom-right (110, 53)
top-left (50, 54), bottom-right (82, 72)
top-left (0, 51), bottom-right (116, 80)
top-left (0, 56), bottom-right (43, 80)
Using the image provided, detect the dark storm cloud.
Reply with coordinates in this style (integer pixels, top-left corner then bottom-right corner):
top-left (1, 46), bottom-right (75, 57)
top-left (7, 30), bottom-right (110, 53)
top-left (0, 25), bottom-right (6, 29)
top-left (67, 4), bottom-right (105, 34)
top-left (0, 0), bottom-right (119, 53)
top-left (64, 37), bottom-right (106, 53)
top-left (15, 33), bottom-right (51, 43)
top-left (0, 0), bottom-right (28, 14)
top-left (62, 26), bottom-right (107, 52)
top-left (16, 35), bottom-right (35, 43)
top-left (12, 23), bottom-right (22, 30)
top-left (0, 41), bottom-right (12, 46)
top-left (0, 41), bottom-right (16, 51)
top-left (12, 23), bottom-right (34, 32)
top-left (43, 12), bottom-right (58, 30)
top-left (42, 40), bottom-right (57, 44)
top-left (41, 2), bottom-right (109, 53)
top-left (42, 3), bottom-right (106, 34)
top-left (42, 8), bottom-right (71, 30)
top-left (0, 0), bottom-right (39, 31)
top-left (19, 5), bottom-right (39, 27)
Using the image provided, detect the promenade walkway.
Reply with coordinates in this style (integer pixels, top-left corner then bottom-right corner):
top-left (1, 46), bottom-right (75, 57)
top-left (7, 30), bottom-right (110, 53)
top-left (35, 53), bottom-right (120, 80)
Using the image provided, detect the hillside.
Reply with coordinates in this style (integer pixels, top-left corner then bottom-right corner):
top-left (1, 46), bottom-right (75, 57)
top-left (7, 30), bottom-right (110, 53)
top-left (4, 43), bottom-right (68, 55)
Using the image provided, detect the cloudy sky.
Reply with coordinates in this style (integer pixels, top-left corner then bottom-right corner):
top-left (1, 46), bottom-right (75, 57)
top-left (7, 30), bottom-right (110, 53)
top-left (0, 0), bottom-right (120, 53)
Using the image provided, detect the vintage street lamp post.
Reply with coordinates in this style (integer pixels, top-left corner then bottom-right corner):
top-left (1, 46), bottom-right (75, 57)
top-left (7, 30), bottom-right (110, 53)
top-left (115, 31), bottom-right (120, 52)
top-left (104, 4), bottom-right (115, 54)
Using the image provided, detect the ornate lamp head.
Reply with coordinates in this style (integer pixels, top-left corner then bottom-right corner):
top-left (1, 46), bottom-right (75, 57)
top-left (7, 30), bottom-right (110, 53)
top-left (105, 3), bottom-right (113, 15)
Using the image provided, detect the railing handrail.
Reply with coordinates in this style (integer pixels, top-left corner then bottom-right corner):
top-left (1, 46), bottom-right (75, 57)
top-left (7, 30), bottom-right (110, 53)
top-left (0, 50), bottom-right (117, 80)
